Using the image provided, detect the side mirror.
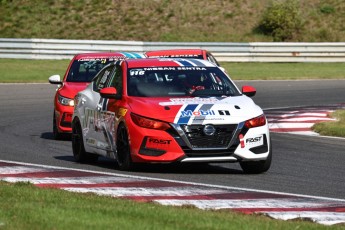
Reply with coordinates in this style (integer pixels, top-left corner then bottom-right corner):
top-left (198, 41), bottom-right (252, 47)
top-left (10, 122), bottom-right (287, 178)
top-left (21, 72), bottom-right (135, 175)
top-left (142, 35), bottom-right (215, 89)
top-left (242, 85), bottom-right (256, 97)
top-left (100, 87), bottom-right (122, 99)
top-left (48, 75), bottom-right (62, 84)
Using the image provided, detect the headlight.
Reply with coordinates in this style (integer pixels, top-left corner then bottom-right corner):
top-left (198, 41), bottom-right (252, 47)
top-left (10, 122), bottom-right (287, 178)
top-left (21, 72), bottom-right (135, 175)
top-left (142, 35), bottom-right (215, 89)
top-left (244, 114), bottom-right (266, 128)
top-left (131, 113), bottom-right (170, 130)
top-left (58, 94), bottom-right (75, 106)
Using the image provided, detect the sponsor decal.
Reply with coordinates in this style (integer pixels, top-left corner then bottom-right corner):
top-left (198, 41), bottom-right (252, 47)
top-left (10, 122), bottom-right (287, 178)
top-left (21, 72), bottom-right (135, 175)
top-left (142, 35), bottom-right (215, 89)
top-left (159, 97), bottom-right (219, 106)
top-left (180, 109), bottom-right (230, 117)
top-left (143, 67), bottom-right (176, 71)
top-left (86, 138), bottom-right (96, 145)
top-left (129, 69), bottom-right (145, 76)
top-left (84, 108), bottom-right (115, 149)
top-left (118, 108), bottom-right (128, 117)
top-left (238, 135), bottom-right (264, 149)
top-left (245, 135), bottom-right (264, 147)
top-left (218, 110), bottom-right (230, 116)
top-left (181, 110), bottom-right (216, 117)
top-left (147, 137), bottom-right (172, 145)
top-left (151, 54), bottom-right (200, 58)
top-left (145, 137), bottom-right (172, 149)
top-left (129, 67), bottom-right (207, 76)
top-left (78, 57), bottom-right (126, 62)
top-left (177, 67), bottom-right (206, 71)
top-left (246, 136), bottom-right (262, 143)
top-left (176, 104), bottom-right (221, 125)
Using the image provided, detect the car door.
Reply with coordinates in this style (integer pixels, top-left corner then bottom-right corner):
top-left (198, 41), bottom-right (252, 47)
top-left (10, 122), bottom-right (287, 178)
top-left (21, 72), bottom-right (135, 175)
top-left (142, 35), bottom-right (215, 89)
top-left (81, 64), bottom-right (116, 155)
top-left (92, 63), bottom-right (124, 155)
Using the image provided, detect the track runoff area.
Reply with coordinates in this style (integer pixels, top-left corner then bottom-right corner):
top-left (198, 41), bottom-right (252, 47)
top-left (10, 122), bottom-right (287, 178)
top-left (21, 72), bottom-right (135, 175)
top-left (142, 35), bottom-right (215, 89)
top-left (1, 160), bottom-right (345, 226)
top-left (265, 103), bottom-right (345, 136)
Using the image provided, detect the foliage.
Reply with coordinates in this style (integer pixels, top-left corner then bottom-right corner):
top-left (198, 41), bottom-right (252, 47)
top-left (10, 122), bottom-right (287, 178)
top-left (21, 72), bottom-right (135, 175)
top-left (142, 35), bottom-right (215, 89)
top-left (312, 110), bottom-right (345, 137)
top-left (257, 0), bottom-right (304, 41)
top-left (319, 4), bottom-right (335, 14)
top-left (0, 0), bottom-right (344, 42)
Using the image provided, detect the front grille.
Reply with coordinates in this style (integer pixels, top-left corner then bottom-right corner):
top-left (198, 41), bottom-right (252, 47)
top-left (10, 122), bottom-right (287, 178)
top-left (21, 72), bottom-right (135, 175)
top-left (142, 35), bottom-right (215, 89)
top-left (182, 145), bottom-right (238, 157)
top-left (180, 124), bottom-right (237, 148)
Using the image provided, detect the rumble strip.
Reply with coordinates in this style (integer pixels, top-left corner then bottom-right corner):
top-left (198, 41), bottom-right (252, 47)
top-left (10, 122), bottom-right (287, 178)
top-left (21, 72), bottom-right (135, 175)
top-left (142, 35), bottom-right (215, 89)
top-left (0, 160), bottom-right (344, 226)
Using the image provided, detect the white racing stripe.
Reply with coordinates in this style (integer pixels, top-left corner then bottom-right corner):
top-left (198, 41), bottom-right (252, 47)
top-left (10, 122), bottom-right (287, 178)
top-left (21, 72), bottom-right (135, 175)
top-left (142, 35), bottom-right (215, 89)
top-left (268, 123), bottom-right (314, 129)
top-left (264, 104), bottom-right (345, 136)
top-left (267, 117), bottom-right (335, 122)
top-left (288, 131), bottom-right (320, 136)
top-left (154, 198), bottom-right (341, 210)
top-left (1, 176), bottom-right (141, 184)
top-left (266, 113), bottom-right (330, 117)
top-left (63, 186), bottom-right (226, 197)
top-left (263, 211), bottom-right (345, 226)
top-left (0, 166), bottom-right (57, 174)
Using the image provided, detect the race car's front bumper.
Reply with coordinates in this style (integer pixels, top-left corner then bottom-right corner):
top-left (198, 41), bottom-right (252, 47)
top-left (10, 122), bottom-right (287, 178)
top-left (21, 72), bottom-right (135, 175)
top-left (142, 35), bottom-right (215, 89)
top-left (129, 121), bottom-right (271, 164)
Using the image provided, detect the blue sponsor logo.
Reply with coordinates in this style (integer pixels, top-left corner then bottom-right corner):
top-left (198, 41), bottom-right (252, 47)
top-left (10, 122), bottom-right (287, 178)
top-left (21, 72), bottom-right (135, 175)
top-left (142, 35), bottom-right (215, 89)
top-left (181, 110), bottom-right (216, 117)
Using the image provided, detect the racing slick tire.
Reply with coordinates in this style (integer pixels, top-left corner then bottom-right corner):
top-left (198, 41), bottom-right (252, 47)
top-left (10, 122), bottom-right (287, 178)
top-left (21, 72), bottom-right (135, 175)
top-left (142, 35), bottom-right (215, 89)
top-left (116, 123), bottom-right (135, 171)
top-left (53, 112), bottom-right (64, 140)
top-left (72, 119), bottom-right (98, 163)
top-left (239, 141), bottom-right (272, 174)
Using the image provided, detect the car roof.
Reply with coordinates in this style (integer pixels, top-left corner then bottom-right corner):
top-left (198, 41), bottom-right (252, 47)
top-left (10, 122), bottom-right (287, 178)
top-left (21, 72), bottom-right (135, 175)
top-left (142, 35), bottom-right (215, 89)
top-left (125, 58), bottom-right (217, 68)
top-left (74, 52), bottom-right (145, 60)
top-left (145, 49), bottom-right (205, 58)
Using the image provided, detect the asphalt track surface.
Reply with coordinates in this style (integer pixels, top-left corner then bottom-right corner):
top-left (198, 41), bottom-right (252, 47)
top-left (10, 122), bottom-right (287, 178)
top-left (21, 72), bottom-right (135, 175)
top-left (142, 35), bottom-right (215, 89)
top-left (0, 80), bottom-right (344, 200)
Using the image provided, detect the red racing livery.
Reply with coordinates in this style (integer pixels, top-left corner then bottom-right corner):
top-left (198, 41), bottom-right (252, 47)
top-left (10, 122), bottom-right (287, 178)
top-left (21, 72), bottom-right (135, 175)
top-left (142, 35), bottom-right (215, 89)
top-left (49, 52), bottom-right (144, 139)
top-left (145, 49), bottom-right (220, 66)
top-left (73, 58), bottom-right (271, 173)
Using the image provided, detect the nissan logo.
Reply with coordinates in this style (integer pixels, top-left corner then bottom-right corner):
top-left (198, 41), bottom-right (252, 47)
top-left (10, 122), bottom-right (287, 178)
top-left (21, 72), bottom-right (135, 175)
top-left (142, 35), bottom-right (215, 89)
top-left (203, 124), bottom-right (216, 136)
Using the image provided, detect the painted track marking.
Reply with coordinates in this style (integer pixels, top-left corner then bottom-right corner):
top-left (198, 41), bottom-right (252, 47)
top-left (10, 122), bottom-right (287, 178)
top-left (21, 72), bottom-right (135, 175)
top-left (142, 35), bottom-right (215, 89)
top-left (265, 104), bottom-right (345, 136)
top-left (0, 160), bottom-right (344, 226)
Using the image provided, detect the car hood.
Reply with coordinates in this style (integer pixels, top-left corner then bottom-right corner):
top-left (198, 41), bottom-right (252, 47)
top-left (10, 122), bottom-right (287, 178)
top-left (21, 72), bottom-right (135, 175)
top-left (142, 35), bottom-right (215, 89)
top-left (128, 96), bottom-right (264, 125)
top-left (58, 82), bottom-right (89, 99)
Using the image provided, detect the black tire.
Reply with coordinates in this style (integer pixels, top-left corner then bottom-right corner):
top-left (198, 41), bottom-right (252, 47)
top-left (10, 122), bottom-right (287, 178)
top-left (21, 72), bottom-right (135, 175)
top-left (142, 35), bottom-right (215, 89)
top-left (240, 142), bottom-right (272, 174)
top-left (72, 119), bottom-right (98, 163)
top-left (53, 112), bottom-right (63, 140)
top-left (116, 124), bottom-right (135, 171)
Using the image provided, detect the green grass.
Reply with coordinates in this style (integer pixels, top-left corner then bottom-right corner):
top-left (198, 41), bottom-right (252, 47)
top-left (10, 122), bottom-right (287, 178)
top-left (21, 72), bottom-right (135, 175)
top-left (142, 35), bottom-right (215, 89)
top-left (0, 59), bottom-right (70, 83)
top-left (312, 110), bottom-right (345, 137)
top-left (0, 0), bottom-right (344, 42)
top-left (0, 59), bottom-right (345, 83)
top-left (0, 181), bottom-right (340, 230)
top-left (222, 62), bottom-right (345, 80)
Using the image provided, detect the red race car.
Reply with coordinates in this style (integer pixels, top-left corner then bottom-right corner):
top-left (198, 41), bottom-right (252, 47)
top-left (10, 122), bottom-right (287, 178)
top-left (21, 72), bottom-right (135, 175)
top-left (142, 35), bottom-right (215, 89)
top-left (49, 52), bottom-right (145, 139)
top-left (145, 49), bottom-right (220, 66)
top-left (72, 58), bottom-right (271, 173)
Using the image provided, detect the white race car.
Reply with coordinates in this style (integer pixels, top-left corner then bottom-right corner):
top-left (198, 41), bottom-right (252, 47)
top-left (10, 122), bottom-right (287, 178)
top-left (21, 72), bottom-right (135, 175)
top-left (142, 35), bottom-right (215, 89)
top-left (72, 58), bottom-right (272, 173)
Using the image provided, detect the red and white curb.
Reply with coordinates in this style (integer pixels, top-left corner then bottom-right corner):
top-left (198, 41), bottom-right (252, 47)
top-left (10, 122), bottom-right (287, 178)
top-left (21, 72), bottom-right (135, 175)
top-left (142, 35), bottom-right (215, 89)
top-left (1, 160), bottom-right (345, 226)
top-left (265, 104), bottom-right (345, 136)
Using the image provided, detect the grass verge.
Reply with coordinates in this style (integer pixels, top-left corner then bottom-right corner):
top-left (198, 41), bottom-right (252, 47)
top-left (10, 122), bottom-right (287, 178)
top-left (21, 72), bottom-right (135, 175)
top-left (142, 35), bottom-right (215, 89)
top-left (0, 59), bottom-right (70, 83)
top-left (222, 62), bottom-right (345, 80)
top-left (312, 110), bottom-right (345, 137)
top-left (0, 181), bottom-right (339, 230)
top-left (0, 59), bottom-right (345, 83)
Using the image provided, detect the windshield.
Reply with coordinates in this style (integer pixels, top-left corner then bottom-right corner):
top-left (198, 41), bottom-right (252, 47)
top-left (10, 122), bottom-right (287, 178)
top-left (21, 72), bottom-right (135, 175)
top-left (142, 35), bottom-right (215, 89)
top-left (127, 67), bottom-right (240, 97)
top-left (66, 59), bottom-right (113, 82)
